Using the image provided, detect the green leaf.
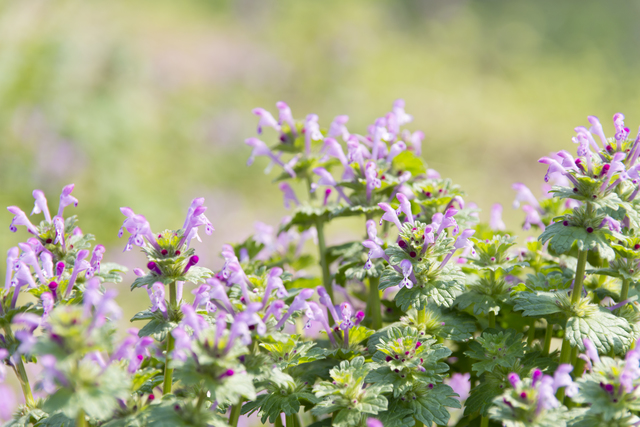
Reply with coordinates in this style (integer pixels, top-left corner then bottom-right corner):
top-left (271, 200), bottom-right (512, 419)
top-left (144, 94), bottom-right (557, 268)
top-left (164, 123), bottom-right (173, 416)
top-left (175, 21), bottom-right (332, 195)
top-left (539, 221), bottom-right (616, 261)
top-left (565, 308), bottom-right (634, 355)
top-left (391, 151), bottom-right (427, 176)
top-left (138, 318), bottom-right (178, 339)
top-left (464, 377), bottom-right (504, 417)
top-left (465, 329), bottom-right (526, 375)
top-left (512, 291), bottom-right (564, 317)
top-left (407, 384), bottom-right (460, 426)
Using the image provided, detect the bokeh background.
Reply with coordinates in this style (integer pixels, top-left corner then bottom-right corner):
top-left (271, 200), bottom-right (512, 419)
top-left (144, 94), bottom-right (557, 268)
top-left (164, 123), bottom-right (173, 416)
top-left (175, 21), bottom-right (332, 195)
top-left (1, 0), bottom-right (639, 422)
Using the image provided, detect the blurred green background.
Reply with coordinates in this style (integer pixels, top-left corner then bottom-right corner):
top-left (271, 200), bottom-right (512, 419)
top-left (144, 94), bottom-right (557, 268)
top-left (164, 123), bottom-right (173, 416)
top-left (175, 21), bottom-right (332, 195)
top-left (1, 0), bottom-right (640, 415)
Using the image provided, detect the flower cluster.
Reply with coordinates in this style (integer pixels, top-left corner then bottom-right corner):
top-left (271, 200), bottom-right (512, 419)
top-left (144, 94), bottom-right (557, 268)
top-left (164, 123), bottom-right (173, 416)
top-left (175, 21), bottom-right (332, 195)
top-left (2, 105), bottom-right (640, 427)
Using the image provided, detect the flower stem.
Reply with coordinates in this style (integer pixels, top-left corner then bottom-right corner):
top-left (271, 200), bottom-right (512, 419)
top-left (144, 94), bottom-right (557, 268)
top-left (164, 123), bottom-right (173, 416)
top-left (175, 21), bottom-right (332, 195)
top-left (527, 318), bottom-right (536, 347)
top-left (542, 323), bottom-right (553, 356)
top-left (3, 326), bottom-right (34, 407)
top-left (367, 276), bottom-right (382, 330)
top-left (315, 219), bottom-right (334, 304)
top-left (480, 415), bottom-right (489, 427)
top-left (621, 278), bottom-right (630, 302)
top-left (76, 409), bottom-right (87, 427)
top-left (163, 281), bottom-right (177, 395)
top-left (570, 249), bottom-right (588, 306)
top-left (488, 311), bottom-right (495, 329)
top-left (275, 415), bottom-right (284, 427)
top-left (414, 420), bottom-right (424, 427)
top-left (229, 403), bottom-right (243, 427)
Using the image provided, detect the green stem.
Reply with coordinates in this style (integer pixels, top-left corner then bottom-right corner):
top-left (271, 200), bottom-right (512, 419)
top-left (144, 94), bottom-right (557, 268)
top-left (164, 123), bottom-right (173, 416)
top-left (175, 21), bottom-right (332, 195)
top-left (527, 319), bottom-right (536, 347)
top-left (315, 219), bottom-right (333, 303)
top-left (229, 403), bottom-right (243, 427)
top-left (3, 327), bottom-right (34, 407)
top-left (76, 409), bottom-right (87, 427)
top-left (275, 415), bottom-right (284, 427)
top-left (488, 311), bottom-right (495, 329)
top-left (480, 415), bottom-right (490, 427)
top-left (163, 282), bottom-right (177, 395)
top-left (367, 277), bottom-right (382, 330)
top-left (570, 250), bottom-right (589, 306)
top-left (414, 420), bottom-right (424, 427)
top-left (285, 414), bottom-right (298, 427)
top-left (621, 278), bottom-right (631, 302)
top-left (542, 323), bottom-right (553, 356)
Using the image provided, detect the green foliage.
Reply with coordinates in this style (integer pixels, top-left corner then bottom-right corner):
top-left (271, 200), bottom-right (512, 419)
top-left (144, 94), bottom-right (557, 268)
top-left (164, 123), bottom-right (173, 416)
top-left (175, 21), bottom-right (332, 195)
top-left (465, 329), bottom-right (526, 375)
top-left (312, 357), bottom-right (392, 427)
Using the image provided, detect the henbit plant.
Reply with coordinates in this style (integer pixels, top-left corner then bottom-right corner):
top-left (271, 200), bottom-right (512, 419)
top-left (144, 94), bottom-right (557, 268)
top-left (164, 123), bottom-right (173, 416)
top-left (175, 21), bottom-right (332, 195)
top-left (1, 103), bottom-right (640, 427)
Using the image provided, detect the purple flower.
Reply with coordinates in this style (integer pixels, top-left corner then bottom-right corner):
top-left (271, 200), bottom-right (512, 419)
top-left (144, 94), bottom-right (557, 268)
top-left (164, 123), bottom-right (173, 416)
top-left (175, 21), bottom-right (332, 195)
top-left (207, 278), bottom-right (235, 314)
top-left (392, 99), bottom-right (413, 126)
top-left (86, 244), bottom-right (105, 278)
top-left (439, 229), bottom-right (476, 270)
top-left (52, 216), bottom-right (65, 246)
top-left (5, 247), bottom-right (19, 290)
top-left (600, 216), bottom-right (622, 233)
top-left (346, 136), bottom-right (370, 172)
top-left (587, 116), bottom-right (609, 149)
top-left (245, 137), bottom-right (296, 178)
top-left (180, 304), bottom-right (208, 338)
top-left (508, 372), bottom-right (521, 389)
top-left (378, 202), bottom-right (403, 230)
top-left (362, 240), bottom-right (389, 270)
top-left (601, 152), bottom-right (627, 192)
top-left (522, 205), bottom-right (545, 231)
top-left (192, 284), bottom-right (211, 309)
top-left (276, 102), bottom-right (296, 134)
top-left (537, 375), bottom-right (558, 410)
top-left (276, 288), bottom-right (314, 329)
top-left (31, 190), bottom-right (51, 223)
top-left (446, 373), bottom-right (471, 401)
top-left (42, 292), bottom-right (54, 318)
top-left (262, 267), bottom-right (288, 306)
top-left (621, 348), bottom-right (640, 393)
top-left (304, 114), bottom-right (322, 155)
top-left (40, 252), bottom-right (53, 278)
top-left (512, 183), bottom-right (540, 210)
top-left (553, 364), bottom-right (578, 397)
top-left (398, 260), bottom-right (414, 289)
top-left (386, 141), bottom-right (406, 163)
top-left (366, 219), bottom-right (383, 246)
top-left (328, 115), bottom-right (349, 141)
top-left (148, 282), bottom-right (168, 318)
top-left (57, 184), bottom-right (78, 218)
top-left (490, 203), bottom-right (506, 231)
top-left (0, 384), bottom-right (16, 420)
top-left (65, 249), bottom-right (91, 298)
top-left (235, 302), bottom-right (267, 336)
top-left (252, 108), bottom-right (280, 134)
top-left (364, 162), bottom-right (381, 201)
top-left (366, 419), bottom-right (383, 427)
top-left (84, 278), bottom-right (122, 329)
top-left (306, 301), bottom-right (335, 346)
top-left (7, 206), bottom-right (39, 234)
top-left (263, 300), bottom-right (285, 322)
top-left (323, 138), bottom-right (355, 181)
top-left (396, 193), bottom-right (414, 225)
top-left (183, 255), bottom-right (199, 274)
top-left (370, 118), bottom-right (391, 161)
top-left (279, 182), bottom-right (300, 209)
top-left (180, 198), bottom-right (214, 248)
top-left (312, 167), bottom-right (351, 203)
top-left (316, 286), bottom-right (339, 324)
top-left (118, 207), bottom-right (159, 252)
top-left (171, 327), bottom-right (192, 362)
